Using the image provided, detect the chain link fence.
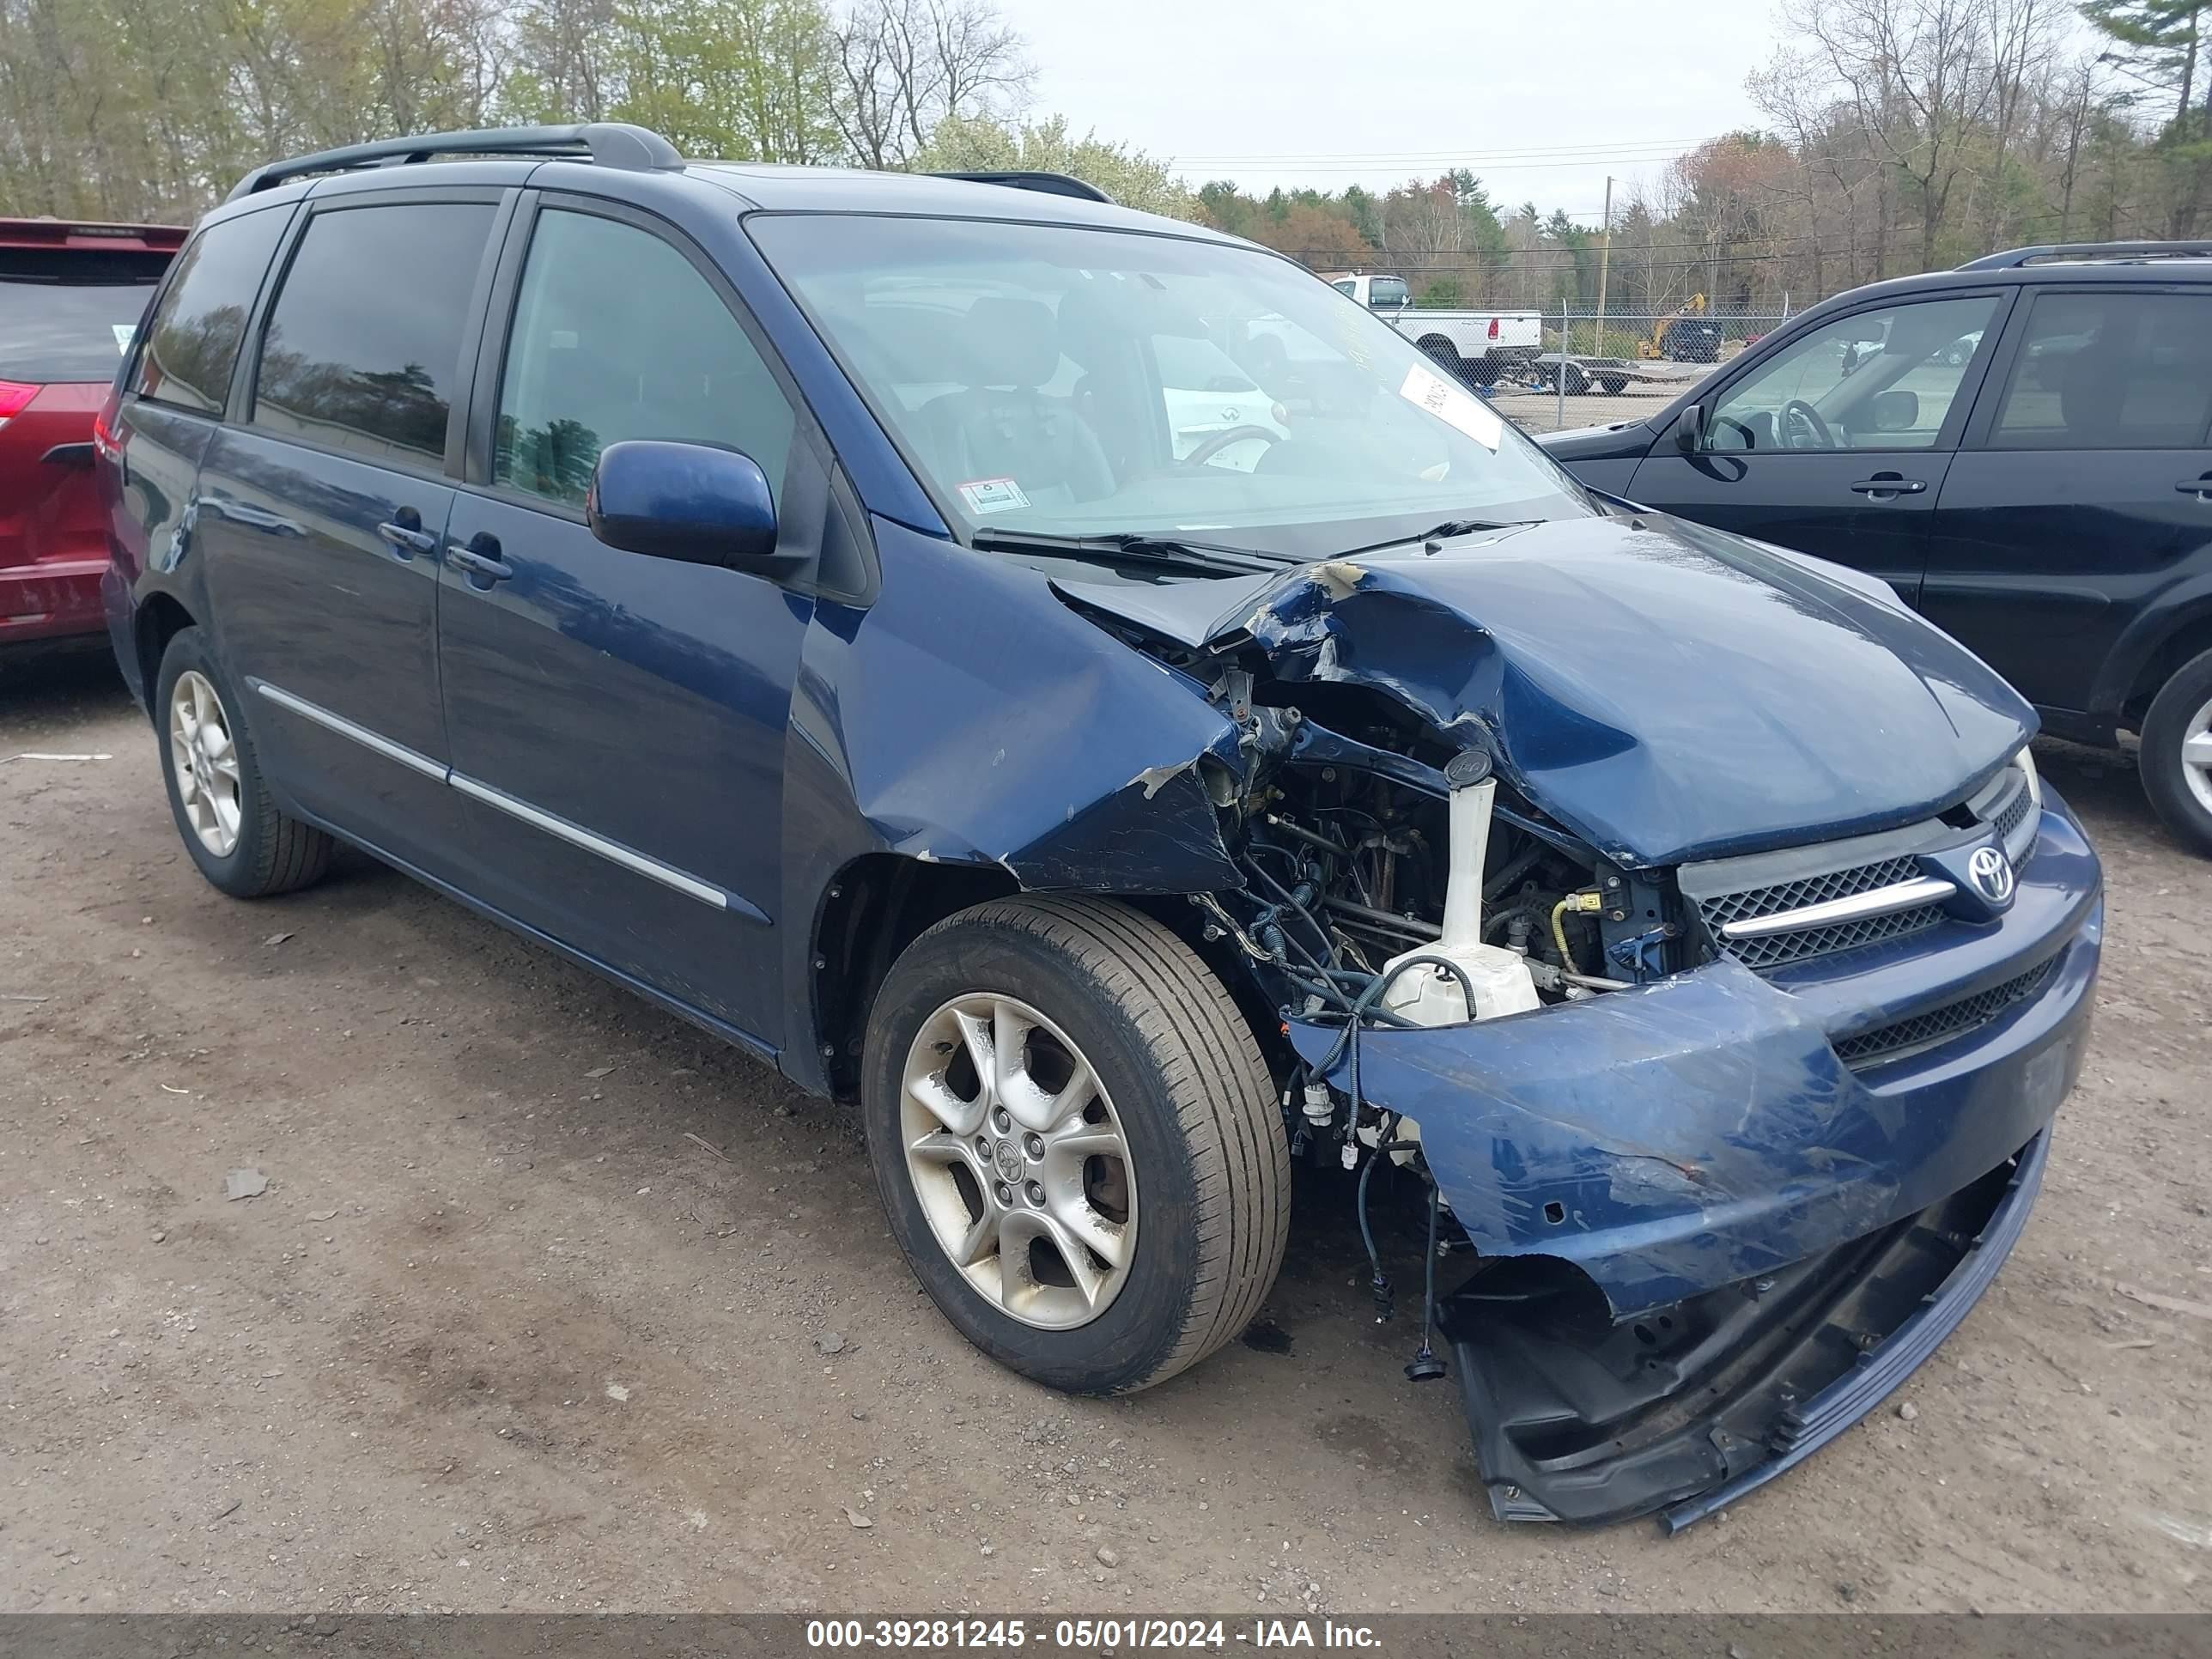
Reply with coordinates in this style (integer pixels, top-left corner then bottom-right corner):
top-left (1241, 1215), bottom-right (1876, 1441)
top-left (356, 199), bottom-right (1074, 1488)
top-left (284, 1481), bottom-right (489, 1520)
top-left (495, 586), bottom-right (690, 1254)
top-left (1415, 299), bottom-right (1796, 436)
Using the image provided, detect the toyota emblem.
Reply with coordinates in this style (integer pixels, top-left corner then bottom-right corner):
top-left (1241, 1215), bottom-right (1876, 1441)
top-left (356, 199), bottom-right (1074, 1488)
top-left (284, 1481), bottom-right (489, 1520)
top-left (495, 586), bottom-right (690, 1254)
top-left (1967, 844), bottom-right (2015, 907)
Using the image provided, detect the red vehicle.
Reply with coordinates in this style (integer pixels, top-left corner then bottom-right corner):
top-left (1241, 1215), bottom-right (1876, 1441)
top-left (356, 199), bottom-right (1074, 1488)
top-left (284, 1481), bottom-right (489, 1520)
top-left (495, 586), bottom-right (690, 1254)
top-left (1, 217), bottom-right (185, 652)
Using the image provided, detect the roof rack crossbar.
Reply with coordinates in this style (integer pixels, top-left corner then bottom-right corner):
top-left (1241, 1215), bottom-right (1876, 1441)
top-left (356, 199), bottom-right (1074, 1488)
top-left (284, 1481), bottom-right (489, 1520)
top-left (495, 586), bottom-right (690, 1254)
top-left (1959, 240), bottom-right (2212, 270)
top-left (930, 170), bottom-right (1113, 205)
top-left (225, 123), bottom-right (681, 203)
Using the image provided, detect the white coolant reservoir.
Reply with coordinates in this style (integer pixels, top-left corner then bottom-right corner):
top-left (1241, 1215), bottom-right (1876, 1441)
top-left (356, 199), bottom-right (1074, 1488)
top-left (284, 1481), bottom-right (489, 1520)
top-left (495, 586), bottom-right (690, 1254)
top-left (1379, 752), bottom-right (1542, 1029)
top-left (1370, 754), bottom-right (1541, 1165)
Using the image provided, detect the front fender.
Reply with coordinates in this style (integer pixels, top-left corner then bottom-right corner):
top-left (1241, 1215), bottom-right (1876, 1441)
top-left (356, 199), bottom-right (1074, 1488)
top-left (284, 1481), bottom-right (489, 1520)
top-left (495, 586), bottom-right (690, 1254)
top-left (2089, 579), bottom-right (2212, 719)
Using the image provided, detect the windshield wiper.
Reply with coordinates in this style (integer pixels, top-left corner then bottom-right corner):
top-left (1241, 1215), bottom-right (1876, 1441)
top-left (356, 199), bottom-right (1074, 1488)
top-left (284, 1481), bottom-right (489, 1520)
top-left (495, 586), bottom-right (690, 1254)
top-left (969, 527), bottom-right (1290, 576)
top-left (1330, 519), bottom-right (1537, 558)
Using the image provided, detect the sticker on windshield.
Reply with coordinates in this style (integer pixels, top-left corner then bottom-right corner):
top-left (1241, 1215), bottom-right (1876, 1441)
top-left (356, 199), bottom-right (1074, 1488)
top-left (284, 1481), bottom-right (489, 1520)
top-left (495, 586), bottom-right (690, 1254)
top-left (112, 323), bottom-right (135, 355)
top-left (1397, 363), bottom-right (1503, 451)
top-left (958, 477), bottom-right (1030, 514)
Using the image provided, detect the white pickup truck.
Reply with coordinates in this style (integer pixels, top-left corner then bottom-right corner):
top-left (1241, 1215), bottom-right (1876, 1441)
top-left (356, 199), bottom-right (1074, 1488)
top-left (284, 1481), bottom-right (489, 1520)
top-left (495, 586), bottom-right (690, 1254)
top-left (1324, 271), bottom-right (1543, 386)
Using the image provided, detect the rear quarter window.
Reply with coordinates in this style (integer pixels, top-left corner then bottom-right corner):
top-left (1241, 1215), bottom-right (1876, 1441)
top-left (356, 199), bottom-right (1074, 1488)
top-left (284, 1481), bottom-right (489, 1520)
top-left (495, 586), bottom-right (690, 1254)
top-left (133, 208), bottom-right (292, 414)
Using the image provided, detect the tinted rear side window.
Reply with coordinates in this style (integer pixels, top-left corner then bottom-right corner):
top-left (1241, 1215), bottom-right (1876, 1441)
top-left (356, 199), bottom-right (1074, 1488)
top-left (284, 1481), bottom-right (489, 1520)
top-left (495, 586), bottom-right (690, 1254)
top-left (0, 280), bottom-right (162, 382)
top-left (252, 203), bottom-right (495, 465)
top-left (131, 209), bottom-right (290, 413)
top-left (1990, 290), bottom-right (2212, 450)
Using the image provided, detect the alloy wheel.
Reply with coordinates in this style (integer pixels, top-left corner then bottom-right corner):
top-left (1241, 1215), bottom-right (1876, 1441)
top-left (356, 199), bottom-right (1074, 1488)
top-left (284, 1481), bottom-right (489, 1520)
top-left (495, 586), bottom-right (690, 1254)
top-left (169, 669), bottom-right (243, 858)
top-left (2183, 694), bottom-right (2212, 817)
top-left (898, 993), bottom-right (1137, 1330)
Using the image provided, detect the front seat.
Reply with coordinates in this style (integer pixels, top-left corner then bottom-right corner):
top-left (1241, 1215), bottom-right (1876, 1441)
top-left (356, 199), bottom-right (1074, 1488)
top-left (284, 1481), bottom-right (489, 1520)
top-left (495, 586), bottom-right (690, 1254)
top-left (2057, 343), bottom-right (2125, 445)
top-left (923, 297), bottom-right (1113, 507)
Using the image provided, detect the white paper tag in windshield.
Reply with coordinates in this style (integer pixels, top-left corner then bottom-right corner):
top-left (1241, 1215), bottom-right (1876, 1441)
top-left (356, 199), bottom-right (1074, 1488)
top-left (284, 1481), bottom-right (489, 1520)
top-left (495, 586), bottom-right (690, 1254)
top-left (112, 323), bottom-right (135, 355)
top-left (957, 477), bottom-right (1030, 514)
top-left (1398, 363), bottom-right (1503, 451)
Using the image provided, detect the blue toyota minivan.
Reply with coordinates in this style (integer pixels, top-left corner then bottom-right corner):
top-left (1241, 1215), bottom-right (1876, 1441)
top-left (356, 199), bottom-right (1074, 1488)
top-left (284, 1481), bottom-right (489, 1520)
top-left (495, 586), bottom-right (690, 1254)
top-left (99, 125), bottom-right (2101, 1528)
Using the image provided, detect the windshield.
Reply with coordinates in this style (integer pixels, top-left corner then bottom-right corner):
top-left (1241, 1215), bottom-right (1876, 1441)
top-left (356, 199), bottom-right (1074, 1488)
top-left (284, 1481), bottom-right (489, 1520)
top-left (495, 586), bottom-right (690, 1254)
top-left (749, 214), bottom-right (1589, 559)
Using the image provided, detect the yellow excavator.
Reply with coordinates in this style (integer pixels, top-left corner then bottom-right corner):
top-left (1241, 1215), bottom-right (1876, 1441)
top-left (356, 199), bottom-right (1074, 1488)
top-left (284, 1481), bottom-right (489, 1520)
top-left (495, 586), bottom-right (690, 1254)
top-left (1638, 294), bottom-right (1718, 362)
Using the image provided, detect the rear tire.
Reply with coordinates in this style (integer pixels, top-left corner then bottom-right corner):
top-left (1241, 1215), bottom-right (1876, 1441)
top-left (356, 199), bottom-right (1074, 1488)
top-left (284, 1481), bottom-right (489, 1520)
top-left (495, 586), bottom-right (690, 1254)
top-left (155, 627), bottom-right (334, 898)
top-left (862, 896), bottom-right (1289, 1394)
top-left (2141, 648), bottom-right (2212, 856)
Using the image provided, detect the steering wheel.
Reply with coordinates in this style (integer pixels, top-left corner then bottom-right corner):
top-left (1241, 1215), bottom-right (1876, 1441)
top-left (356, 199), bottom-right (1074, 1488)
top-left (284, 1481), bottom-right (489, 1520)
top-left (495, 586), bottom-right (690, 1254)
top-left (1183, 424), bottom-right (1285, 469)
top-left (1779, 398), bottom-right (1833, 450)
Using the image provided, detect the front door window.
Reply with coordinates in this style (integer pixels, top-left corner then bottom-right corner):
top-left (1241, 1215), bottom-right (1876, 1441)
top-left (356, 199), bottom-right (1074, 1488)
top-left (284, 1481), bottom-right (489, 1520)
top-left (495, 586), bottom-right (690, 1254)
top-left (1705, 295), bottom-right (2000, 453)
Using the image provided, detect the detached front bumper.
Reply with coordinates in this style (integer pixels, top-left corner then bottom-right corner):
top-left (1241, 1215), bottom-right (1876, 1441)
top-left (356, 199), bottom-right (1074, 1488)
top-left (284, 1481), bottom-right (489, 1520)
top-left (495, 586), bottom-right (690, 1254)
top-left (1285, 794), bottom-right (2100, 1524)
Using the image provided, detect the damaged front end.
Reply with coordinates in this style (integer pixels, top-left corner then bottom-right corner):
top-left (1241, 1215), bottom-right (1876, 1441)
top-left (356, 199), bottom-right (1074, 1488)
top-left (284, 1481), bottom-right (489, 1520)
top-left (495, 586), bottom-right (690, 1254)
top-left (1054, 525), bottom-right (2102, 1528)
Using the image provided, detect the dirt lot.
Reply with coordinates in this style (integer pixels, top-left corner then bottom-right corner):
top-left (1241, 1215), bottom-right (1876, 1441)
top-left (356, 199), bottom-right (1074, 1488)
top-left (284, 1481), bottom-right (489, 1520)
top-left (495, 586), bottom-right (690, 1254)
top-left (3, 653), bottom-right (2209, 1616)
top-left (1492, 382), bottom-right (1667, 438)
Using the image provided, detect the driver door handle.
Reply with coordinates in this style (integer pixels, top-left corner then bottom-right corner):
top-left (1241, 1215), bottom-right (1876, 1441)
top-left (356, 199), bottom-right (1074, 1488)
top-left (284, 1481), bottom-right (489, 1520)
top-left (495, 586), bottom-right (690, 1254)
top-left (2177, 474), bottom-right (2212, 502)
top-left (1850, 475), bottom-right (1927, 499)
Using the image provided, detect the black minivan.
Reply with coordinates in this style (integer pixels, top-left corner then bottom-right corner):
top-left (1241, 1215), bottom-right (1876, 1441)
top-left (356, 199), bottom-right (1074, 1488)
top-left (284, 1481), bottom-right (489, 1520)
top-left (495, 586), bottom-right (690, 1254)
top-left (1540, 242), bottom-right (2212, 853)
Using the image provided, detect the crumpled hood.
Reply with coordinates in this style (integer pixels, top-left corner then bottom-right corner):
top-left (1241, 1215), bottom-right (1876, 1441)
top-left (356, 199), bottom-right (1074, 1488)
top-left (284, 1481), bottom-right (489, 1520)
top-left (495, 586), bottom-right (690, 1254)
top-left (1060, 513), bottom-right (2033, 866)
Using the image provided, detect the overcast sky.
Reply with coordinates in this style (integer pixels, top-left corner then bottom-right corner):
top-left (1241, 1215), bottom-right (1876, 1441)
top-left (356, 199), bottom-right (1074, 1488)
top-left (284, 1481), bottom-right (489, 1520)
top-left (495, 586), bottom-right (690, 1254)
top-left (999, 0), bottom-right (1789, 223)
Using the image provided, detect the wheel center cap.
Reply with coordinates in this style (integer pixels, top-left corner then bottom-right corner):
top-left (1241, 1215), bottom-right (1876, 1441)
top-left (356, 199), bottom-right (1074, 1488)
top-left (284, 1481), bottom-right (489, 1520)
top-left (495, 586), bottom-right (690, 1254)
top-left (992, 1138), bottom-right (1024, 1184)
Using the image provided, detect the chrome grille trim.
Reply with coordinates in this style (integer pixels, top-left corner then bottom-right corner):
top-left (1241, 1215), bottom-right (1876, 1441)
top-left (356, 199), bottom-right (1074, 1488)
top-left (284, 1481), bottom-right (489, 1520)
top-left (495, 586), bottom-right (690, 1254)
top-left (1692, 854), bottom-right (1953, 970)
top-left (1719, 875), bottom-right (1959, 939)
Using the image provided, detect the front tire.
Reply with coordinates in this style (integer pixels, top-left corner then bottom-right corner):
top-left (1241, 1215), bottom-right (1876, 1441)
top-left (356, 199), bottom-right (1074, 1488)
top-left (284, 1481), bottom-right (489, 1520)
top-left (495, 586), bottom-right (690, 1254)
top-left (155, 626), bottom-right (334, 898)
top-left (862, 896), bottom-right (1289, 1394)
top-left (2141, 648), bottom-right (2212, 855)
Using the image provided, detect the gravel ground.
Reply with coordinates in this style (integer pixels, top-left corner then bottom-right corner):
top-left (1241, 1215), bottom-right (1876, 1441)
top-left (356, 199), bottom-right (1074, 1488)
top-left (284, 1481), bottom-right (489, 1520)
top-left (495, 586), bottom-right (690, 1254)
top-left (1492, 380), bottom-right (1674, 437)
top-left (3, 653), bottom-right (2209, 1615)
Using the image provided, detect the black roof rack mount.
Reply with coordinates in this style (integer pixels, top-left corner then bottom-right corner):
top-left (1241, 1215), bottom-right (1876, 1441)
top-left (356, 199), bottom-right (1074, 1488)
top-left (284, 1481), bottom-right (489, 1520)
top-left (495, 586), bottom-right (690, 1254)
top-left (1959, 240), bottom-right (2212, 270)
top-left (225, 123), bottom-right (682, 204)
top-left (931, 170), bottom-right (1113, 205)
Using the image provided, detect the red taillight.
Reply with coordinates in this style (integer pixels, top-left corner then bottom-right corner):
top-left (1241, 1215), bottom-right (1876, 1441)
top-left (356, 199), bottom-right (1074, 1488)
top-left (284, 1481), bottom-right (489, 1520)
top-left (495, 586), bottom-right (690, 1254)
top-left (0, 378), bottom-right (37, 428)
top-left (1487, 317), bottom-right (1500, 340)
top-left (93, 382), bottom-right (124, 458)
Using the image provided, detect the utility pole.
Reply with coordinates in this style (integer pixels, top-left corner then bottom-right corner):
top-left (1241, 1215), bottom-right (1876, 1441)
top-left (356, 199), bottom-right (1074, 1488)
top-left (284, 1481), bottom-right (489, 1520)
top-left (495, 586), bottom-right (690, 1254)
top-left (1594, 174), bottom-right (1614, 357)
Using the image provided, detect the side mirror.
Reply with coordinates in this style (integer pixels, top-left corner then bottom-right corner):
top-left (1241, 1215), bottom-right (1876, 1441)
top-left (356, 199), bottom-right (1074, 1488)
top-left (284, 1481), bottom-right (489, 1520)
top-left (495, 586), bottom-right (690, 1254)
top-left (1868, 388), bottom-right (1920, 432)
top-left (1674, 401), bottom-right (1705, 453)
top-left (586, 440), bottom-right (783, 570)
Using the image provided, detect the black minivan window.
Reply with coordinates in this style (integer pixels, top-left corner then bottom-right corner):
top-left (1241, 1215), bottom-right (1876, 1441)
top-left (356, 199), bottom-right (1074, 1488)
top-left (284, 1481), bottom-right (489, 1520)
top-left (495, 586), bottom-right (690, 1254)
top-left (493, 209), bottom-right (794, 508)
top-left (252, 203), bottom-right (494, 465)
top-left (1990, 291), bottom-right (2212, 451)
top-left (131, 209), bottom-right (289, 413)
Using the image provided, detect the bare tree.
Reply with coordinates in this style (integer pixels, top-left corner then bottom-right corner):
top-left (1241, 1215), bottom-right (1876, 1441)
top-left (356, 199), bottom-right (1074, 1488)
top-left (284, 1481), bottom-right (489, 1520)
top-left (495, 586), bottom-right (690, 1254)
top-left (830, 0), bottom-right (1030, 169)
top-left (1783, 0), bottom-right (2002, 270)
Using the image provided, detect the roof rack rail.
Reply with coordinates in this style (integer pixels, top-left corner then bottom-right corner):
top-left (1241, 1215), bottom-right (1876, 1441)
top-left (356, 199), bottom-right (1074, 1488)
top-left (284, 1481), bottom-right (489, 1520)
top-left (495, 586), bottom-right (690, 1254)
top-left (1958, 240), bottom-right (2212, 270)
top-left (225, 123), bottom-right (682, 204)
top-left (931, 170), bottom-right (1113, 205)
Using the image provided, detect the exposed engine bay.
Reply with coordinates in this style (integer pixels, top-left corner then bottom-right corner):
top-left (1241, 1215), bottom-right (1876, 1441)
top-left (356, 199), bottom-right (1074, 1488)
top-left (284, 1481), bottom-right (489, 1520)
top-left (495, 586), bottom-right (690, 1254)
top-left (1039, 539), bottom-right (2089, 1528)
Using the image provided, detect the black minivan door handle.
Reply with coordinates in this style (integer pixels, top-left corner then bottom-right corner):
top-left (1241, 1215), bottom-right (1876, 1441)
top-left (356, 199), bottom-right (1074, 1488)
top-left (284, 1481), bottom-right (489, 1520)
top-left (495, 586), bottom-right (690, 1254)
top-left (2177, 474), bottom-right (2212, 502)
top-left (1850, 474), bottom-right (1928, 499)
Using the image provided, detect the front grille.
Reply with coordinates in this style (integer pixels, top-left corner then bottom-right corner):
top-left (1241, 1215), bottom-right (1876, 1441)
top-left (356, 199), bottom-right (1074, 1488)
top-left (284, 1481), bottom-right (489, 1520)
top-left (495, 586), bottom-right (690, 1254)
top-left (1833, 956), bottom-right (2059, 1068)
top-left (1990, 772), bottom-right (2033, 856)
top-left (1698, 855), bottom-right (1947, 970)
